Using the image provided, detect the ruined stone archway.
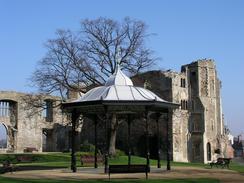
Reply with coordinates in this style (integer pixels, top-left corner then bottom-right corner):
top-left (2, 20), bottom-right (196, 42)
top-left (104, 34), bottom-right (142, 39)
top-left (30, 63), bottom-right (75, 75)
top-left (0, 123), bottom-right (8, 149)
top-left (0, 99), bottom-right (18, 152)
top-left (0, 100), bottom-right (18, 128)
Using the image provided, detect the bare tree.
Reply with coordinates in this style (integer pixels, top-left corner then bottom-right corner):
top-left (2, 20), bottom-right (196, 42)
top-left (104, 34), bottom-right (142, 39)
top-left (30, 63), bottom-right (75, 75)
top-left (31, 17), bottom-right (156, 156)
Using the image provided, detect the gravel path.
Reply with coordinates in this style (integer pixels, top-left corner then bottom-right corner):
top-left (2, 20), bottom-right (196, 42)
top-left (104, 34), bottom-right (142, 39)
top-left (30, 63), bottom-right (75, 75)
top-left (2, 166), bottom-right (244, 183)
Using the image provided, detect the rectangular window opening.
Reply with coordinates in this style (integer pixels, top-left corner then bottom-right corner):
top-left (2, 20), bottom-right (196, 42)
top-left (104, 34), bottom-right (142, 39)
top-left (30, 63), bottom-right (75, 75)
top-left (43, 100), bottom-right (53, 122)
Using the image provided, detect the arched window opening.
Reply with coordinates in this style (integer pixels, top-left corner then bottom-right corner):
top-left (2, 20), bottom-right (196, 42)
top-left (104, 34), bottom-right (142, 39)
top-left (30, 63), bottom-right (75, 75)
top-left (0, 100), bottom-right (18, 127)
top-left (0, 123), bottom-right (7, 149)
top-left (207, 142), bottom-right (211, 161)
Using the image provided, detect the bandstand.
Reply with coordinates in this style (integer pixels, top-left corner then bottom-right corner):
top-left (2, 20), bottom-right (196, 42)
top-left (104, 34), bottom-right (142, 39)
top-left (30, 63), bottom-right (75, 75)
top-left (62, 63), bottom-right (179, 173)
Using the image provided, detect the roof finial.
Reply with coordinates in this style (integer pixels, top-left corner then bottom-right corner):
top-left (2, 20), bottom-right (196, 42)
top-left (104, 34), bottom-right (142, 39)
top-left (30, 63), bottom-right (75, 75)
top-left (115, 47), bottom-right (122, 72)
top-left (105, 46), bottom-right (133, 86)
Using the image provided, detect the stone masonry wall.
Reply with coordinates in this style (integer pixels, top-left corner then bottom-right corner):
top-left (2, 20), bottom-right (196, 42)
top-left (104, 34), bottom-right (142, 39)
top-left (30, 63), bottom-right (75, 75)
top-left (182, 59), bottom-right (228, 163)
top-left (0, 91), bottom-right (72, 153)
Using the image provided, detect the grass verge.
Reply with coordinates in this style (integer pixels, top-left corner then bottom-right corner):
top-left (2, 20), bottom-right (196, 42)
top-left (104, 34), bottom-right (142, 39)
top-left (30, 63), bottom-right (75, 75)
top-left (0, 153), bottom-right (243, 173)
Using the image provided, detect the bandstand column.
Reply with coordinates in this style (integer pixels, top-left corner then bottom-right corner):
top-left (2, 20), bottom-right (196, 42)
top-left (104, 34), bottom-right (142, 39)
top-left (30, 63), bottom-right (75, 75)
top-left (166, 113), bottom-right (171, 170)
top-left (104, 108), bottom-right (109, 173)
top-left (127, 114), bottom-right (132, 166)
top-left (94, 115), bottom-right (98, 168)
top-left (145, 110), bottom-right (150, 169)
top-left (156, 113), bottom-right (161, 168)
top-left (71, 110), bottom-right (80, 173)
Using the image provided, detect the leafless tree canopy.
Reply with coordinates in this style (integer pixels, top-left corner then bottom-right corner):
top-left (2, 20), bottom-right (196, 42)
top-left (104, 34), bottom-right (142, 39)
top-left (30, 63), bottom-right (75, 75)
top-left (31, 17), bottom-right (156, 98)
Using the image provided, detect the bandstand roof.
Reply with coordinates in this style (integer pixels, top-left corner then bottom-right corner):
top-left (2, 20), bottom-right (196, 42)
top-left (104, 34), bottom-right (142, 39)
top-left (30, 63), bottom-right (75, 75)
top-left (62, 64), bottom-right (179, 114)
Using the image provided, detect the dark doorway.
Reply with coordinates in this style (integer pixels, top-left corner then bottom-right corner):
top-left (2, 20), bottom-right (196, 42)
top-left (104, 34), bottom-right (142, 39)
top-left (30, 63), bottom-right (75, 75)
top-left (192, 142), bottom-right (201, 162)
top-left (42, 129), bottom-right (54, 152)
top-left (207, 142), bottom-right (211, 161)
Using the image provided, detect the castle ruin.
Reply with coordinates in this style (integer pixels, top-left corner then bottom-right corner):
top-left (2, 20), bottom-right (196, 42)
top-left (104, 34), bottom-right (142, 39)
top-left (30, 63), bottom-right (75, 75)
top-left (0, 59), bottom-right (229, 163)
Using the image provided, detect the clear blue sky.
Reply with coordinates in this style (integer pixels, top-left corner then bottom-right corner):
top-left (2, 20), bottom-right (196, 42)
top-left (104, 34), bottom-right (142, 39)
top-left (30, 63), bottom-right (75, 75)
top-left (0, 0), bottom-right (243, 136)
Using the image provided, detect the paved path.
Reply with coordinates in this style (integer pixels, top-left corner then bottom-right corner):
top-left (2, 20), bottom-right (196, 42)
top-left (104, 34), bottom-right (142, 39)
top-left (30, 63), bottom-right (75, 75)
top-left (2, 166), bottom-right (244, 183)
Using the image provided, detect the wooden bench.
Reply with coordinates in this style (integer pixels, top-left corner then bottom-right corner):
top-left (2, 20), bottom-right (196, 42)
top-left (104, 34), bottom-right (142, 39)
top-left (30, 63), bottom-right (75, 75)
top-left (80, 155), bottom-right (103, 166)
top-left (16, 155), bottom-right (33, 163)
top-left (210, 158), bottom-right (231, 169)
top-left (1, 161), bottom-right (16, 173)
top-left (23, 147), bottom-right (38, 153)
top-left (108, 164), bottom-right (150, 179)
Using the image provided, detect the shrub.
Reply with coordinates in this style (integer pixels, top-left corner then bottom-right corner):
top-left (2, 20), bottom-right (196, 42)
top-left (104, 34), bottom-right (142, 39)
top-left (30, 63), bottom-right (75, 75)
top-left (80, 140), bottom-right (95, 152)
top-left (115, 149), bottom-right (126, 157)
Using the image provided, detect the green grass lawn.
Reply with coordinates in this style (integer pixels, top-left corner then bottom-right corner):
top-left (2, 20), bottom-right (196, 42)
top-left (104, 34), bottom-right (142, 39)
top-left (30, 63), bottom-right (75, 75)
top-left (0, 153), bottom-right (243, 183)
top-left (0, 153), bottom-right (70, 164)
top-left (109, 156), bottom-right (207, 168)
top-left (224, 162), bottom-right (244, 173)
top-left (1, 153), bottom-right (243, 173)
top-left (109, 156), bottom-right (244, 173)
top-left (0, 152), bottom-right (91, 168)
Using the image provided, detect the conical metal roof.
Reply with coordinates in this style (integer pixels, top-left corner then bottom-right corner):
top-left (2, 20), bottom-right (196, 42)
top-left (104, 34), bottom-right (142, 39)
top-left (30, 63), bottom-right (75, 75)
top-left (75, 64), bottom-right (167, 103)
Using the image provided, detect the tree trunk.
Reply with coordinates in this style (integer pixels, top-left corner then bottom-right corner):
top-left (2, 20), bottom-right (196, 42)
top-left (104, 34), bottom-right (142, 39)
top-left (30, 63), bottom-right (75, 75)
top-left (109, 114), bottom-right (118, 156)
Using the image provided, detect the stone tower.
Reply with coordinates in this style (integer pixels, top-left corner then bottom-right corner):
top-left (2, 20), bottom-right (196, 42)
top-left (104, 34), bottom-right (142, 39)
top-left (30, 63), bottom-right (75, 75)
top-left (132, 59), bottom-right (227, 163)
top-left (181, 59), bottom-right (226, 163)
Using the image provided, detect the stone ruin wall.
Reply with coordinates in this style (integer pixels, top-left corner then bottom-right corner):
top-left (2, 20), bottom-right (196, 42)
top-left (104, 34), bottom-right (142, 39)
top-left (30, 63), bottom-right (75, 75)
top-left (132, 71), bottom-right (189, 162)
top-left (183, 60), bottom-right (228, 163)
top-left (0, 91), bottom-right (71, 153)
top-left (131, 59), bottom-right (228, 163)
top-left (169, 72), bottom-right (189, 162)
top-left (133, 70), bottom-right (192, 162)
top-left (198, 61), bottom-right (225, 162)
